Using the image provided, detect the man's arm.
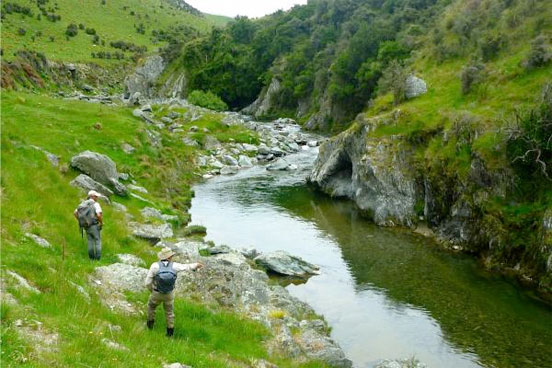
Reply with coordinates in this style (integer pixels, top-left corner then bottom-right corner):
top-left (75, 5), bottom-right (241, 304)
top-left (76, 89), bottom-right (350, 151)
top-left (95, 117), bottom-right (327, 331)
top-left (94, 203), bottom-right (103, 226)
top-left (173, 262), bottom-right (204, 273)
top-left (144, 263), bottom-right (158, 291)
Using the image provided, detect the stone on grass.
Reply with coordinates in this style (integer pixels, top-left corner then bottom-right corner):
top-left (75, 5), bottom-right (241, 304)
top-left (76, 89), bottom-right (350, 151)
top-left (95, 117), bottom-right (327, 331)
top-left (112, 202), bottom-right (127, 212)
top-left (109, 178), bottom-right (129, 197)
top-left (128, 184), bottom-right (148, 194)
top-left (163, 363), bottom-right (192, 368)
top-left (102, 338), bottom-right (129, 351)
top-left (254, 251), bottom-right (320, 277)
top-left (70, 151), bottom-right (118, 186)
top-left (116, 254), bottom-right (146, 267)
top-left (129, 222), bottom-right (173, 243)
top-left (70, 174), bottom-right (114, 198)
top-left (24, 233), bottom-right (51, 248)
top-left (121, 143), bottom-right (135, 154)
top-left (140, 207), bottom-right (178, 222)
top-left (405, 75), bottom-right (427, 99)
top-left (6, 270), bottom-right (40, 293)
top-left (182, 137), bottom-right (199, 147)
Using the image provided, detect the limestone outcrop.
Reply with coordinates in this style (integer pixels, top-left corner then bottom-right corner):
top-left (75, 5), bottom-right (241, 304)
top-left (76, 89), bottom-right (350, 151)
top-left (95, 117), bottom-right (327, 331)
top-left (309, 117), bottom-right (419, 227)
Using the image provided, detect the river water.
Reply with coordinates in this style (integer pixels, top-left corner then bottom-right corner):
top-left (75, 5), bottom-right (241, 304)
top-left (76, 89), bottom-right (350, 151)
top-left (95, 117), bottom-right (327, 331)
top-left (190, 130), bottom-right (552, 368)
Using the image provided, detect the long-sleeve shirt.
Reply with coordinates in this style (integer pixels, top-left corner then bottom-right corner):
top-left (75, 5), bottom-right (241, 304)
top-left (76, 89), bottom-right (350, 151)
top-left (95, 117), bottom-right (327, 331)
top-left (145, 261), bottom-right (200, 291)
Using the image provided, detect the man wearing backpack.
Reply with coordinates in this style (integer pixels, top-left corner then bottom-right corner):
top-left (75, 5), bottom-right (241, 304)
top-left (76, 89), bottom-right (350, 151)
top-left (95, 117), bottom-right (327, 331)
top-left (145, 247), bottom-right (204, 337)
top-left (74, 190), bottom-right (103, 260)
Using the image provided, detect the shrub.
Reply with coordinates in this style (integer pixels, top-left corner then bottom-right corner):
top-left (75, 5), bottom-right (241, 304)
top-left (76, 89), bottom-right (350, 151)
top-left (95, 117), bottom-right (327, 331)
top-left (506, 84), bottom-right (552, 179)
top-left (460, 61), bottom-right (485, 95)
top-left (377, 60), bottom-right (409, 105)
top-left (187, 90), bottom-right (228, 111)
top-left (46, 13), bottom-right (60, 22)
top-left (109, 40), bottom-right (146, 53)
top-left (65, 23), bottom-right (78, 37)
top-left (2, 3), bottom-right (33, 17)
top-left (17, 28), bottom-right (26, 36)
top-left (78, 23), bottom-right (85, 30)
top-left (523, 35), bottom-right (551, 69)
top-left (182, 225), bottom-right (207, 237)
top-left (479, 33), bottom-right (503, 62)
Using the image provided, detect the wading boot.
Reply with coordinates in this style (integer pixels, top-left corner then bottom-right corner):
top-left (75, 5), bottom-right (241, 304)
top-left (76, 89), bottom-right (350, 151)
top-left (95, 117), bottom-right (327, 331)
top-left (166, 327), bottom-right (174, 337)
top-left (146, 320), bottom-right (154, 330)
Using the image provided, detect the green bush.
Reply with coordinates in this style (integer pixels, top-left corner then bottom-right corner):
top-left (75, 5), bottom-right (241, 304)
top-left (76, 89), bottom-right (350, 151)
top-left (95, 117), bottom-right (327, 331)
top-left (65, 23), bottom-right (78, 37)
top-left (187, 90), bottom-right (228, 111)
top-left (523, 35), bottom-right (551, 69)
top-left (506, 84), bottom-right (552, 179)
top-left (460, 61), bottom-right (486, 95)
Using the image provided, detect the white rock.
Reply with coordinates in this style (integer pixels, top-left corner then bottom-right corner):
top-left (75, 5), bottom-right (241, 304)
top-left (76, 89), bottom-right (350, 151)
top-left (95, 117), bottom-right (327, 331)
top-left (7, 271), bottom-right (40, 293)
top-left (238, 155), bottom-right (253, 167)
top-left (116, 254), bottom-right (146, 267)
top-left (128, 184), bottom-right (148, 194)
top-left (25, 233), bottom-right (51, 248)
top-left (220, 166), bottom-right (239, 175)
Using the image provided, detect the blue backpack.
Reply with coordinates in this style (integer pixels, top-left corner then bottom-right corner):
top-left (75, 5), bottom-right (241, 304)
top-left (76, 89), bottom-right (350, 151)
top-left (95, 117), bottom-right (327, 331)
top-left (154, 261), bottom-right (177, 293)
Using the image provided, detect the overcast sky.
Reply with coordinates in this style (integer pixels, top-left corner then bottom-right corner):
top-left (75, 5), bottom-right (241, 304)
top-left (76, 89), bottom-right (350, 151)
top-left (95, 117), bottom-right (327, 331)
top-left (186, 0), bottom-right (308, 18)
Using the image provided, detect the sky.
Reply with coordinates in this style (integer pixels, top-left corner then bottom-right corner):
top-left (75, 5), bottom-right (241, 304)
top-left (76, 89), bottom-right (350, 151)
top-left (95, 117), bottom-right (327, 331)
top-left (185, 0), bottom-right (308, 18)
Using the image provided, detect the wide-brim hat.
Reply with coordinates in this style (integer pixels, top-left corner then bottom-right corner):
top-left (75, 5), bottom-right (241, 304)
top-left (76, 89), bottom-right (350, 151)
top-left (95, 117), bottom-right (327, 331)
top-left (157, 247), bottom-right (175, 260)
top-left (88, 190), bottom-right (101, 198)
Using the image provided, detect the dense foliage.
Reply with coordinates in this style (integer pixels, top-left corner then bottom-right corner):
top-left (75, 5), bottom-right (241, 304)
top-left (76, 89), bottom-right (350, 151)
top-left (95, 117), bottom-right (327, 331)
top-left (187, 90), bottom-right (228, 111)
top-left (176, 0), bottom-right (450, 125)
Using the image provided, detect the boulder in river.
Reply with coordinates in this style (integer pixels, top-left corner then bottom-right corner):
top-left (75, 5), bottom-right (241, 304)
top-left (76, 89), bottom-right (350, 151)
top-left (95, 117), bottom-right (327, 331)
top-left (266, 158), bottom-right (290, 171)
top-left (254, 251), bottom-right (320, 277)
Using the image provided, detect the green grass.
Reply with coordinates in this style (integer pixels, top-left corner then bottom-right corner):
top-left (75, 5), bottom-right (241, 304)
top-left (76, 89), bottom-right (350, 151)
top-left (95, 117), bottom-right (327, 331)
top-left (0, 91), bottom-right (329, 367)
top-left (1, 0), bottom-right (217, 63)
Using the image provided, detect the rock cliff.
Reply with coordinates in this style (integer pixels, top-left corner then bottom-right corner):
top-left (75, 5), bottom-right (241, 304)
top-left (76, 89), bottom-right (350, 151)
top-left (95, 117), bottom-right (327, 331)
top-left (309, 110), bottom-right (552, 295)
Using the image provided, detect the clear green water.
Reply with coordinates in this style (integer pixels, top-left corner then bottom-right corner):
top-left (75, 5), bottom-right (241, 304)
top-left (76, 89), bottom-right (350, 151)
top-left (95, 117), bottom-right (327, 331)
top-left (190, 147), bottom-right (552, 368)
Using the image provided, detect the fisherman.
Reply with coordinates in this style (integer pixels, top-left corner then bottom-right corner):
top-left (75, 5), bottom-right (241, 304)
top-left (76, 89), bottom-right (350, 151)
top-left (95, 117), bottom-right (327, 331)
top-left (145, 247), bottom-right (204, 336)
top-left (74, 190), bottom-right (103, 260)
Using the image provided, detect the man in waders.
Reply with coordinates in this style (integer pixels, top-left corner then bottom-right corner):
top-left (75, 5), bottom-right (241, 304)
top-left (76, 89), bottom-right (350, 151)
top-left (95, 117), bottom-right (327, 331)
top-left (145, 247), bottom-right (204, 336)
top-left (74, 190), bottom-right (103, 260)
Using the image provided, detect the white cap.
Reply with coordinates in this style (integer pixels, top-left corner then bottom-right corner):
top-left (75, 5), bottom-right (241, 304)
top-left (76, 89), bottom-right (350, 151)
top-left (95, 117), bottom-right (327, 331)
top-left (88, 190), bottom-right (101, 198)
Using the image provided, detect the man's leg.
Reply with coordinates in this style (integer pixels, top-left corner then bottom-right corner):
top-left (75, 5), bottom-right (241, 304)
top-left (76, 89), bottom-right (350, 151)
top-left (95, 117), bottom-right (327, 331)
top-left (86, 227), bottom-right (96, 260)
top-left (163, 292), bottom-right (175, 336)
top-left (147, 291), bottom-right (162, 328)
top-left (94, 226), bottom-right (102, 260)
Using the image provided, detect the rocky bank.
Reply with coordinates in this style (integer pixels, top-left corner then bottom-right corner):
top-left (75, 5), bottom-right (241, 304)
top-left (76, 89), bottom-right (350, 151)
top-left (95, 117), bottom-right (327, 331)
top-left (308, 109), bottom-right (552, 296)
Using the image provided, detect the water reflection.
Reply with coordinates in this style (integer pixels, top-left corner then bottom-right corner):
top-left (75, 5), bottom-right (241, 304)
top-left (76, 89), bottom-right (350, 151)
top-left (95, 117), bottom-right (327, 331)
top-left (190, 149), bottom-right (552, 368)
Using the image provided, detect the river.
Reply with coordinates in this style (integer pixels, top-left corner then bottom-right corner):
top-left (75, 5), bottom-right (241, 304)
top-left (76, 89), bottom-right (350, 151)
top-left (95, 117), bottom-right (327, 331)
top-left (189, 126), bottom-right (552, 368)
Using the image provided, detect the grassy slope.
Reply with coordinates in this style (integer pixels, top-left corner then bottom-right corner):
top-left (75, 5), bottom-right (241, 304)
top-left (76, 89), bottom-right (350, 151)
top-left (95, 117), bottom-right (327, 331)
top-left (366, 0), bottom-right (552, 183)
top-left (359, 0), bottom-right (552, 282)
top-left (1, 0), bottom-right (215, 64)
top-left (0, 92), bottom-right (321, 367)
top-left (203, 13), bottom-right (233, 28)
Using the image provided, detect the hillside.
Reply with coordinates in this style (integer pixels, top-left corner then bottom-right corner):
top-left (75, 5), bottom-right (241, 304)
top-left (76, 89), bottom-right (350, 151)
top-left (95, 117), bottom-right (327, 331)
top-left (0, 0), bottom-right (217, 64)
top-left (0, 90), bottom-right (342, 367)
